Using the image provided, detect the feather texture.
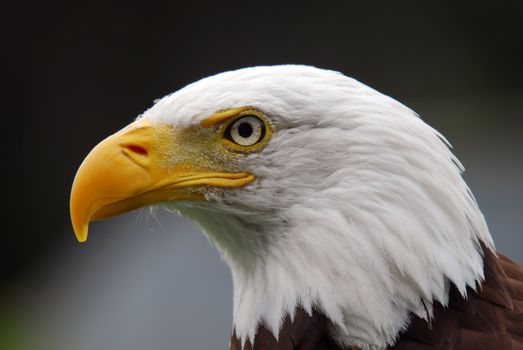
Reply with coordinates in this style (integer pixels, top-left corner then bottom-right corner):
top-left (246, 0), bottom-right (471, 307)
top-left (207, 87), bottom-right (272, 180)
top-left (229, 244), bottom-right (523, 350)
top-left (143, 65), bottom-right (498, 348)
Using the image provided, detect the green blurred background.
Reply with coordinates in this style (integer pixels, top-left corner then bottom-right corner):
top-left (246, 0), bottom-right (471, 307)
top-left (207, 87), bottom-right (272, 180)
top-left (3, 1), bottom-right (522, 349)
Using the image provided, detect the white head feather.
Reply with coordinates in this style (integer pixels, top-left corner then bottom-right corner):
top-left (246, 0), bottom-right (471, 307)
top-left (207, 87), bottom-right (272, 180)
top-left (142, 65), bottom-right (493, 350)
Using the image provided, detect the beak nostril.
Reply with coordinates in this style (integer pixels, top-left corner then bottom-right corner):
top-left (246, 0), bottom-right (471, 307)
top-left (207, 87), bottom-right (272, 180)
top-left (125, 145), bottom-right (148, 156)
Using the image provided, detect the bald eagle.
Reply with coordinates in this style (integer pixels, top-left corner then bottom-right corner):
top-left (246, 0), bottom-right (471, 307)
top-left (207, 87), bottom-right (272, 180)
top-left (70, 66), bottom-right (523, 350)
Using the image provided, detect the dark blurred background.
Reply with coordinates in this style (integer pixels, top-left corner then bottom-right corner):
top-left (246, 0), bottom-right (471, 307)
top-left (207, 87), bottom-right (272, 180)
top-left (3, 1), bottom-right (522, 349)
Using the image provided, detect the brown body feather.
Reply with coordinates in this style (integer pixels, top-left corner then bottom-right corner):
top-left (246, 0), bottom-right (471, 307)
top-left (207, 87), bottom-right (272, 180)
top-left (230, 245), bottom-right (523, 350)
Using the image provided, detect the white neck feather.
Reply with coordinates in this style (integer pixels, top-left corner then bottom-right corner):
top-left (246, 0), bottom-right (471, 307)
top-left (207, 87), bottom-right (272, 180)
top-left (170, 163), bottom-right (492, 350)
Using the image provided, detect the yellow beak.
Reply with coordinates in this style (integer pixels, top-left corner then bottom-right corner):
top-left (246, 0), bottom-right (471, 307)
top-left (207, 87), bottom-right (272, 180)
top-left (70, 119), bottom-right (254, 243)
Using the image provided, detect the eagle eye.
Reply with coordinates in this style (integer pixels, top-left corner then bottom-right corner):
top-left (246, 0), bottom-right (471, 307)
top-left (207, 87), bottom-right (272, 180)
top-left (224, 115), bottom-right (266, 147)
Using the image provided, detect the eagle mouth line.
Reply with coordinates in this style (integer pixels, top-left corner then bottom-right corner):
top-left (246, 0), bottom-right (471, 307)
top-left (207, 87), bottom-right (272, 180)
top-left (89, 172), bottom-right (255, 221)
top-left (162, 172), bottom-right (256, 188)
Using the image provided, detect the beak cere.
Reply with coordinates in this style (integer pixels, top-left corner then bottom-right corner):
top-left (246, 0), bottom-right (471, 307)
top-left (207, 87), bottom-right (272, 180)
top-left (69, 119), bottom-right (255, 243)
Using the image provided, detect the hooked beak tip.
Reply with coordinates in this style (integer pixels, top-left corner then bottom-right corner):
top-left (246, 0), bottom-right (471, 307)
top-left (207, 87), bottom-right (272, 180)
top-left (71, 215), bottom-right (89, 243)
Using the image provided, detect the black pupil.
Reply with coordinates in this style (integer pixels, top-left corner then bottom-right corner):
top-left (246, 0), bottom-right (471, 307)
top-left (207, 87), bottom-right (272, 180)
top-left (238, 122), bottom-right (253, 138)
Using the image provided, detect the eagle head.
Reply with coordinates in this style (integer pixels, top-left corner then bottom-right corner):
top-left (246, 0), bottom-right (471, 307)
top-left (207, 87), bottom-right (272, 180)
top-left (70, 65), bottom-right (492, 349)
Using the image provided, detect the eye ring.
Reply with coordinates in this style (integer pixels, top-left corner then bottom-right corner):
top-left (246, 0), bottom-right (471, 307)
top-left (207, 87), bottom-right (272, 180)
top-left (224, 115), bottom-right (266, 147)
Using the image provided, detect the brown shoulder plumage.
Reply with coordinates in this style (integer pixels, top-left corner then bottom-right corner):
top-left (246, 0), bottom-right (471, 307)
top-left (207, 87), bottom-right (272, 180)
top-left (391, 244), bottom-right (523, 350)
top-left (230, 244), bottom-right (523, 350)
top-left (229, 308), bottom-right (343, 350)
